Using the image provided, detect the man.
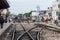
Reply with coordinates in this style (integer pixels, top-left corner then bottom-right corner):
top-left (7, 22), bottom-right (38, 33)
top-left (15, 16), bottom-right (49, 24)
top-left (0, 14), bottom-right (4, 28)
top-left (0, 0), bottom-right (9, 28)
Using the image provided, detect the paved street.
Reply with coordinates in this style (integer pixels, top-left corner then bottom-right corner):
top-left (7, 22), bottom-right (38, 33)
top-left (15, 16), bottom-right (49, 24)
top-left (0, 22), bottom-right (12, 35)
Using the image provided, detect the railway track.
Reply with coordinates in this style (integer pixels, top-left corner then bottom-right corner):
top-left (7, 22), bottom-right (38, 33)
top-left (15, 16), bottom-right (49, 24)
top-left (1, 22), bottom-right (60, 40)
top-left (13, 23), bottom-right (41, 40)
top-left (12, 23), bottom-right (60, 40)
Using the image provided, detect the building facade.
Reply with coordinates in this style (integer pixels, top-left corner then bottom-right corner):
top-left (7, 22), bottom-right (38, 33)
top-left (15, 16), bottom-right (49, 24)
top-left (52, 0), bottom-right (59, 20)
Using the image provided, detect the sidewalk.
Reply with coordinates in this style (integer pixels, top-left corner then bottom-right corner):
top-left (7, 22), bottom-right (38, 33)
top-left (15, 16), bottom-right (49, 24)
top-left (0, 22), bottom-right (12, 36)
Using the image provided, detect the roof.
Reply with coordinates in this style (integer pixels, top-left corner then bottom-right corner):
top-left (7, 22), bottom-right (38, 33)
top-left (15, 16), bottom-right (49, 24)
top-left (0, 0), bottom-right (10, 9)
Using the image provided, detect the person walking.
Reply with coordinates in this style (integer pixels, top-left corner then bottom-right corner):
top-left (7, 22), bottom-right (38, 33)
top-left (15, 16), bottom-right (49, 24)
top-left (0, 14), bottom-right (4, 29)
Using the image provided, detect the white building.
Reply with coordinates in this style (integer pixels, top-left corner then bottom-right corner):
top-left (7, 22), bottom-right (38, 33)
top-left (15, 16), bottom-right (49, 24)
top-left (52, 0), bottom-right (59, 20)
top-left (31, 11), bottom-right (39, 21)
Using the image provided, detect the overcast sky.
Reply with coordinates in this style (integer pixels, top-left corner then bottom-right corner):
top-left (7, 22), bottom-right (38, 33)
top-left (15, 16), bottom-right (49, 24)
top-left (8, 0), bottom-right (55, 15)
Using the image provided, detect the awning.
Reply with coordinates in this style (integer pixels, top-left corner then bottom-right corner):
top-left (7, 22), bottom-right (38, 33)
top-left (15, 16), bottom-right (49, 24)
top-left (0, 0), bottom-right (10, 9)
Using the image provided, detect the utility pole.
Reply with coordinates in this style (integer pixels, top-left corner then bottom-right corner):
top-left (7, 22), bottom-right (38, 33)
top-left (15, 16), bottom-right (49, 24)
top-left (37, 5), bottom-right (40, 22)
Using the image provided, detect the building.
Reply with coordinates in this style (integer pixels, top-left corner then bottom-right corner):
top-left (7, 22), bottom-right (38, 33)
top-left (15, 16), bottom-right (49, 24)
top-left (31, 10), bottom-right (47, 22)
top-left (52, 0), bottom-right (59, 20)
top-left (31, 11), bottom-right (39, 22)
top-left (43, 0), bottom-right (60, 21)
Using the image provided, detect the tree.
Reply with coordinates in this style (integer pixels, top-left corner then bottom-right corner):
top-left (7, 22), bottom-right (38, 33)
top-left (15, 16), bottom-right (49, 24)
top-left (58, 4), bottom-right (60, 16)
top-left (57, 12), bottom-right (60, 16)
top-left (58, 4), bottom-right (60, 8)
top-left (28, 11), bottom-right (32, 17)
top-left (5, 9), bottom-right (10, 18)
top-left (18, 14), bottom-right (23, 19)
top-left (6, 11), bottom-right (10, 18)
top-left (24, 11), bottom-right (32, 18)
top-left (18, 14), bottom-right (22, 17)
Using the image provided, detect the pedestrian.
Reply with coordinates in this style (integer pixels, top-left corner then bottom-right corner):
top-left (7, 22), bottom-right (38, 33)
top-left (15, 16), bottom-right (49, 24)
top-left (9, 18), bottom-right (12, 23)
top-left (54, 20), bottom-right (58, 25)
top-left (0, 14), bottom-right (4, 29)
top-left (4, 18), bottom-right (7, 23)
top-left (27, 18), bottom-right (30, 24)
top-left (41, 17), bottom-right (44, 22)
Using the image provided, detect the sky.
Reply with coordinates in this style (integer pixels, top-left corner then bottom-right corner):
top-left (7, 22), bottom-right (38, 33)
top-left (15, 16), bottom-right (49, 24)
top-left (7, 0), bottom-right (55, 15)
